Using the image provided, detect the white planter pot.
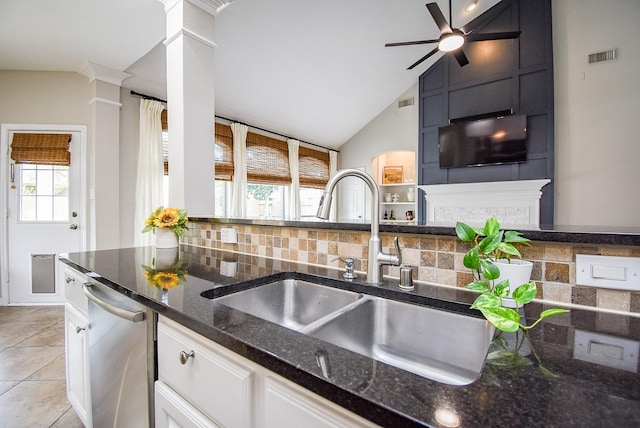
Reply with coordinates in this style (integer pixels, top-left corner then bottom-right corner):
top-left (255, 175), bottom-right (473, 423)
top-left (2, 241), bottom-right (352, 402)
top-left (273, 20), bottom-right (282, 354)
top-left (155, 227), bottom-right (179, 249)
top-left (495, 259), bottom-right (533, 308)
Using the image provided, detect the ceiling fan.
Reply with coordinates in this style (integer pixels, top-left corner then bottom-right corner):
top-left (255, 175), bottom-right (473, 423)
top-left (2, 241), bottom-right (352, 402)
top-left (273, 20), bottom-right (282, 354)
top-left (386, 1), bottom-right (521, 70)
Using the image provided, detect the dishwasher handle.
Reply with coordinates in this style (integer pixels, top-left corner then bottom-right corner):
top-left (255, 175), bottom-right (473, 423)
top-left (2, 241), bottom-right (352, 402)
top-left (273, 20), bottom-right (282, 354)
top-left (83, 283), bottom-right (146, 323)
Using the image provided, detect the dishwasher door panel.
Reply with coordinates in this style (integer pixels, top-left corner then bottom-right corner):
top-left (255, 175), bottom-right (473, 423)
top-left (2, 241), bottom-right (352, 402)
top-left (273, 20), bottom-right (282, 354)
top-left (86, 282), bottom-right (152, 427)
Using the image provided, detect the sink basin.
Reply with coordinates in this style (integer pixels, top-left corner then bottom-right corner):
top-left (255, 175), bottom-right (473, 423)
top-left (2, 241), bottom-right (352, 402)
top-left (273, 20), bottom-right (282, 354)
top-left (306, 296), bottom-right (495, 385)
top-left (213, 279), bottom-right (361, 331)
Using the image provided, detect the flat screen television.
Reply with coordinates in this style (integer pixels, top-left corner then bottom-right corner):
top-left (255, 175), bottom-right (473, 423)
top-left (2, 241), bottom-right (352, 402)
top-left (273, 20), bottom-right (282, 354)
top-left (438, 114), bottom-right (527, 168)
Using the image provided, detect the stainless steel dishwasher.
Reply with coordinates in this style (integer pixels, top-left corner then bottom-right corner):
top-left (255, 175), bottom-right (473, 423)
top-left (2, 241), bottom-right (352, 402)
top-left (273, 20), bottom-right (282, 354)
top-left (83, 281), bottom-right (155, 427)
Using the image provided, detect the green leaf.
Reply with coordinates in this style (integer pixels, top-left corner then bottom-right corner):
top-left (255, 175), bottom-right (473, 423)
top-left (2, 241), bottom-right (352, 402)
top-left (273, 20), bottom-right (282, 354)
top-left (504, 230), bottom-right (531, 245)
top-left (480, 259), bottom-right (501, 280)
top-left (496, 242), bottom-right (522, 258)
top-left (141, 224), bottom-right (154, 234)
top-left (479, 307), bottom-right (521, 332)
top-left (463, 247), bottom-right (480, 270)
top-left (465, 281), bottom-right (490, 292)
top-left (484, 217), bottom-right (500, 237)
top-left (493, 279), bottom-right (510, 298)
top-left (455, 222), bottom-right (477, 242)
top-left (539, 308), bottom-right (570, 320)
top-left (470, 293), bottom-right (502, 310)
top-left (478, 231), bottom-right (504, 255)
top-left (513, 282), bottom-right (538, 305)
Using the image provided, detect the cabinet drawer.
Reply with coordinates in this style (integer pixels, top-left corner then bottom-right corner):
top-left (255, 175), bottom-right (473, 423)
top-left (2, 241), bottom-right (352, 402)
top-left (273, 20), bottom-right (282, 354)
top-left (63, 268), bottom-right (88, 316)
top-left (155, 380), bottom-right (219, 428)
top-left (157, 317), bottom-right (255, 428)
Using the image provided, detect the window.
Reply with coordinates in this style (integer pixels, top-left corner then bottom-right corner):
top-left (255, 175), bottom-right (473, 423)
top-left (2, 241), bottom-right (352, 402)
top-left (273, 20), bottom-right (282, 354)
top-left (19, 164), bottom-right (69, 222)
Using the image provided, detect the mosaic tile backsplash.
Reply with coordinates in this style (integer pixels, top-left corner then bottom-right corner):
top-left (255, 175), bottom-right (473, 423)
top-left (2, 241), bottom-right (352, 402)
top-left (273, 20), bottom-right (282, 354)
top-left (183, 222), bottom-right (640, 314)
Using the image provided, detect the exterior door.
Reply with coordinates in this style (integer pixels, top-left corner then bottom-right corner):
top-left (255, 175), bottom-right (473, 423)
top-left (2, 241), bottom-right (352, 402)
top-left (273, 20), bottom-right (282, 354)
top-left (2, 125), bottom-right (85, 305)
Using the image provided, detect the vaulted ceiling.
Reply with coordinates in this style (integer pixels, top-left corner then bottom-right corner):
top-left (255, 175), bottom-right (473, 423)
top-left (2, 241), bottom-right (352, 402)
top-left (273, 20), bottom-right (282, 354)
top-left (0, 0), bottom-right (501, 149)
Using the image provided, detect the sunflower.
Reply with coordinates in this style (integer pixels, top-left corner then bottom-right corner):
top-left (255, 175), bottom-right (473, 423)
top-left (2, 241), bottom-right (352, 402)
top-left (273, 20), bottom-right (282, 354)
top-left (153, 208), bottom-right (181, 228)
top-left (152, 272), bottom-right (181, 289)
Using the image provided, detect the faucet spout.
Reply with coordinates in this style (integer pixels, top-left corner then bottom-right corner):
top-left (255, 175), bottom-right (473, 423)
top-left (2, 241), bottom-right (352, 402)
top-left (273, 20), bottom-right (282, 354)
top-left (317, 168), bottom-right (401, 284)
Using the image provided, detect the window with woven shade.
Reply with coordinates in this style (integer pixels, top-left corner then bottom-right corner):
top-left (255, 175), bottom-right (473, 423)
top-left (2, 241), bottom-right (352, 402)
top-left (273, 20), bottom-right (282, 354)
top-left (215, 123), bottom-right (234, 181)
top-left (299, 146), bottom-right (329, 189)
top-left (10, 133), bottom-right (72, 166)
top-left (246, 132), bottom-right (291, 185)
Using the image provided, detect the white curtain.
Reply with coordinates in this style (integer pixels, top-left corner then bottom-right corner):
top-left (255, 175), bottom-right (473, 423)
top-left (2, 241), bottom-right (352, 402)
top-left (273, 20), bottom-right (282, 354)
top-left (287, 139), bottom-right (300, 220)
top-left (329, 150), bottom-right (338, 222)
top-left (230, 122), bottom-right (248, 218)
top-left (134, 99), bottom-right (165, 246)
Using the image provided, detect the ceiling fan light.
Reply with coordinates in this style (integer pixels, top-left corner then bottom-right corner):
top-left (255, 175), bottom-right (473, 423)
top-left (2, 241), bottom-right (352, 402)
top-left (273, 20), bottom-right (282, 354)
top-left (464, 1), bottom-right (478, 13)
top-left (439, 34), bottom-right (464, 52)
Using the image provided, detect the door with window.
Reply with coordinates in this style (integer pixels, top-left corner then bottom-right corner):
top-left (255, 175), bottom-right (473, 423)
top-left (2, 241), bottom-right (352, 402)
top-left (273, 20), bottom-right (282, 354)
top-left (4, 126), bottom-right (85, 304)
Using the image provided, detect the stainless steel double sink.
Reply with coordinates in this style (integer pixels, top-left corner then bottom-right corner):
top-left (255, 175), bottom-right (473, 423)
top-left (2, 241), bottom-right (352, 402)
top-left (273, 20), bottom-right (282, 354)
top-left (212, 279), bottom-right (495, 385)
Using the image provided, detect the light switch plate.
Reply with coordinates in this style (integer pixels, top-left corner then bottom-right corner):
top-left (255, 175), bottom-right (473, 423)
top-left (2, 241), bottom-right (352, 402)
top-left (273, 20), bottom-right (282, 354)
top-left (576, 254), bottom-right (640, 291)
top-left (574, 329), bottom-right (638, 372)
top-left (220, 227), bottom-right (238, 244)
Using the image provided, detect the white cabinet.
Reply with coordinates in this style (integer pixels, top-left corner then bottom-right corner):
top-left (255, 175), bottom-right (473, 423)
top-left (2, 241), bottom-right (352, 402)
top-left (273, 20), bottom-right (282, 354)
top-left (157, 316), bottom-right (379, 428)
top-left (380, 183), bottom-right (417, 225)
top-left (62, 266), bottom-right (92, 427)
top-left (264, 375), bottom-right (375, 428)
top-left (155, 380), bottom-right (219, 428)
top-left (157, 316), bottom-right (255, 427)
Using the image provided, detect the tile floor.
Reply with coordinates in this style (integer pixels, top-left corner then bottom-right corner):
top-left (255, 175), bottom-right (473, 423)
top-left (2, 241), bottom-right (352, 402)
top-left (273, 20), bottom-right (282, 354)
top-left (0, 305), bottom-right (84, 428)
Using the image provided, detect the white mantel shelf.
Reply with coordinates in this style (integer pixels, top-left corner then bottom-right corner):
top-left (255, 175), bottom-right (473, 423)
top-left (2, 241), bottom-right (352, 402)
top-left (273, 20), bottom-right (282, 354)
top-left (418, 179), bottom-right (551, 230)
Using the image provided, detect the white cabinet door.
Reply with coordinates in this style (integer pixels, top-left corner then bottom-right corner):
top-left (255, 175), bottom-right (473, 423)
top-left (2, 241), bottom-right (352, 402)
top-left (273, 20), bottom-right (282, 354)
top-left (64, 302), bottom-right (91, 427)
top-left (155, 380), bottom-right (219, 428)
top-left (264, 376), bottom-right (377, 428)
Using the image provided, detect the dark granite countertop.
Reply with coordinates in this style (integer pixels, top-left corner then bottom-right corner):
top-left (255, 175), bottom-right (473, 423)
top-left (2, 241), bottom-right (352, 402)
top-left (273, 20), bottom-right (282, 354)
top-left (59, 245), bottom-right (640, 427)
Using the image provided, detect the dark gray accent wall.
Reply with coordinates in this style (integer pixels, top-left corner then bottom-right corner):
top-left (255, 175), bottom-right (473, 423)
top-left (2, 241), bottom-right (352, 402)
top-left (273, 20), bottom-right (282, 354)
top-left (418, 0), bottom-right (554, 225)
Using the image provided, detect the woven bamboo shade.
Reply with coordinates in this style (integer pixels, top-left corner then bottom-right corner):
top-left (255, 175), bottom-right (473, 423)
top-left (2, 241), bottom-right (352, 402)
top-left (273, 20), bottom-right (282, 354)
top-left (215, 123), bottom-right (234, 181)
top-left (161, 109), bottom-right (168, 131)
top-left (246, 132), bottom-right (291, 185)
top-left (299, 146), bottom-right (329, 188)
top-left (10, 133), bottom-right (71, 166)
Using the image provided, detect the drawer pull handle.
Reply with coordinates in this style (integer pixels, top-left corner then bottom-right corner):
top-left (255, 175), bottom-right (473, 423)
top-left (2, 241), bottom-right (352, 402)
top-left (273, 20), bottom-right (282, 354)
top-left (66, 277), bottom-right (74, 284)
top-left (76, 326), bottom-right (86, 334)
top-left (179, 350), bottom-right (195, 365)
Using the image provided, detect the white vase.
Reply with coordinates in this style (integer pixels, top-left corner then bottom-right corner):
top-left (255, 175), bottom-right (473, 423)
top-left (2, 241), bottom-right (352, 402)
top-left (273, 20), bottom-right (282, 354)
top-left (495, 259), bottom-right (533, 308)
top-left (155, 227), bottom-right (179, 249)
top-left (155, 247), bottom-right (179, 270)
top-left (406, 187), bottom-right (415, 202)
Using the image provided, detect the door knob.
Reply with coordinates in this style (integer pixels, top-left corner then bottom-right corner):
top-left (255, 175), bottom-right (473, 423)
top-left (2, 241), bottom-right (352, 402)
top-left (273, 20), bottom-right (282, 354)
top-left (69, 224), bottom-right (78, 230)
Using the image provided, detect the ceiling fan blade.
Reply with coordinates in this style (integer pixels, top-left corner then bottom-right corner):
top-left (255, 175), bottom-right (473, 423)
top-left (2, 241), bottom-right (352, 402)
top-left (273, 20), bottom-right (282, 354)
top-left (465, 31), bottom-right (521, 42)
top-left (452, 49), bottom-right (469, 67)
top-left (407, 46), bottom-right (440, 70)
top-left (426, 3), bottom-right (452, 34)
top-left (385, 39), bottom-right (440, 47)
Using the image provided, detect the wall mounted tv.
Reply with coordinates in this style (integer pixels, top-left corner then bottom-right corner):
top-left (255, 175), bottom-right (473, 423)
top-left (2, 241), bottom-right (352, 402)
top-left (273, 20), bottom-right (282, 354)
top-left (438, 114), bottom-right (528, 168)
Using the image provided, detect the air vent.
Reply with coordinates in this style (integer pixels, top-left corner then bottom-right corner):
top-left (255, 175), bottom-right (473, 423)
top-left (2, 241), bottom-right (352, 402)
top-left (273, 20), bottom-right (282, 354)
top-left (588, 49), bottom-right (616, 64)
top-left (397, 97), bottom-right (414, 108)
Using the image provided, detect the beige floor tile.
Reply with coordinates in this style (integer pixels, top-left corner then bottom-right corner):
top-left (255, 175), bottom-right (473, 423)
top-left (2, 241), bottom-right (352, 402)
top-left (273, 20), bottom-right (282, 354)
top-left (15, 323), bottom-right (65, 348)
top-left (50, 407), bottom-right (85, 428)
top-left (0, 346), bottom-right (64, 381)
top-left (15, 306), bottom-right (65, 324)
top-left (0, 306), bottom-right (41, 323)
top-left (0, 321), bottom-right (50, 347)
top-left (0, 380), bottom-right (70, 428)
top-left (0, 380), bottom-right (19, 395)
top-left (28, 354), bottom-right (66, 381)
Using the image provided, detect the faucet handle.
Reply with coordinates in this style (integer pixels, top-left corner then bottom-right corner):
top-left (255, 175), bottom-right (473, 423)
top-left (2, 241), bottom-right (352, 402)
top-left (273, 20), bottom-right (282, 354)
top-left (392, 236), bottom-right (402, 266)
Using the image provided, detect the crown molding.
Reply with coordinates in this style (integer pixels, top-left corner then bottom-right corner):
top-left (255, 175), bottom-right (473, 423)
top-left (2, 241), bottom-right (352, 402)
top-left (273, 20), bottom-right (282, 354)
top-left (159, 0), bottom-right (234, 15)
top-left (78, 62), bottom-right (132, 86)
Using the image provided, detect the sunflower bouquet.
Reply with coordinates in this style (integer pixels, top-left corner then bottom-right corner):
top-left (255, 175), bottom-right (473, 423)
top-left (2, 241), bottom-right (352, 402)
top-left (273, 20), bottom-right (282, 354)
top-left (142, 206), bottom-right (189, 237)
top-left (142, 257), bottom-right (188, 290)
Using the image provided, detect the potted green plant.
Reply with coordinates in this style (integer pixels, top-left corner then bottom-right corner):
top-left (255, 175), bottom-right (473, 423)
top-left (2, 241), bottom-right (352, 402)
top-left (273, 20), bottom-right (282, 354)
top-left (456, 217), bottom-right (569, 333)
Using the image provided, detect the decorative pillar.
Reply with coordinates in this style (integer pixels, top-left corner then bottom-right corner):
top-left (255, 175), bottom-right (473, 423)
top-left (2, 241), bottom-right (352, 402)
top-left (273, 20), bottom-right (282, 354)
top-left (159, 0), bottom-right (233, 216)
top-left (79, 62), bottom-right (131, 250)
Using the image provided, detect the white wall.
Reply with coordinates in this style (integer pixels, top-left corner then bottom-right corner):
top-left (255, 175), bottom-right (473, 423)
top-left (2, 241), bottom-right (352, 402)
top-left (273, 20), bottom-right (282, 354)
top-left (339, 84), bottom-right (418, 172)
top-left (119, 88), bottom-right (142, 247)
top-left (552, 0), bottom-right (640, 228)
top-left (339, 1), bottom-right (640, 228)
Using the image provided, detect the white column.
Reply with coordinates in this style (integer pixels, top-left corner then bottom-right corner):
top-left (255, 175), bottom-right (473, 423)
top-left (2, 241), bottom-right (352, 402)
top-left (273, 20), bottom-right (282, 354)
top-left (159, 0), bottom-right (233, 216)
top-left (79, 62), bottom-right (131, 250)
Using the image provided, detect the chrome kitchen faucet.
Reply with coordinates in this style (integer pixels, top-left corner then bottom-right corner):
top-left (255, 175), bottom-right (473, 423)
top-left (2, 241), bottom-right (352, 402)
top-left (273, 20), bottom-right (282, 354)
top-left (317, 168), bottom-right (402, 284)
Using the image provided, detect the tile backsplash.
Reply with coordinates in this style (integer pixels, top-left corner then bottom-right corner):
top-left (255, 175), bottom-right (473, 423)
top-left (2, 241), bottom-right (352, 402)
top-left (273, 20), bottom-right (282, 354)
top-left (184, 221), bottom-right (640, 314)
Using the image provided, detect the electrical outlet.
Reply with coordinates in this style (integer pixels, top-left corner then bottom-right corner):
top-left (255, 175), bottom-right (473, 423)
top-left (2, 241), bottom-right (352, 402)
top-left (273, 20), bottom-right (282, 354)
top-left (220, 228), bottom-right (238, 244)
